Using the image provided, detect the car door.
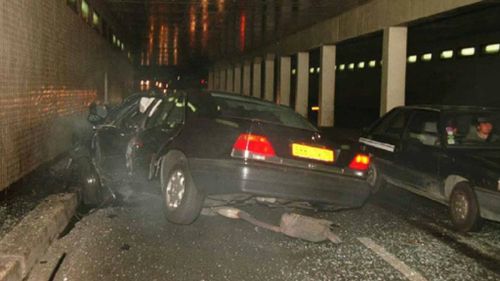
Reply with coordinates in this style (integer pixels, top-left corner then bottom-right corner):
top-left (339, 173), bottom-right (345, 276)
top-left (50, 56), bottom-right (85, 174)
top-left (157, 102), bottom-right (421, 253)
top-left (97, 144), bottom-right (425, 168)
top-left (398, 110), bottom-right (446, 200)
top-left (360, 108), bottom-right (412, 182)
top-left (94, 96), bottom-right (159, 175)
top-left (129, 93), bottom-right (186, 182)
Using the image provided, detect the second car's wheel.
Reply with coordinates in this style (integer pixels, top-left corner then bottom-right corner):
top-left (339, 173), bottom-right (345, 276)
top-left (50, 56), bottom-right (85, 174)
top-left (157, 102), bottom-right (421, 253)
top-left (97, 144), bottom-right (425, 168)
top-left (161, 163), bottom-right (204, 224)
top-left (449, 182), bottom-right (483, 232)
top-left (367, 162), bottom-right (385, 194)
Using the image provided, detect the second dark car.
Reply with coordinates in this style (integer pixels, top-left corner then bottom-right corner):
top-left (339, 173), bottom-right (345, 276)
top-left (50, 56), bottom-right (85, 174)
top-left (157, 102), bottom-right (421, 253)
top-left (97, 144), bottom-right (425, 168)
top-left (91, 90), bottom-right (371, 224)
top-left (360, 105), bottom-right (500, 232)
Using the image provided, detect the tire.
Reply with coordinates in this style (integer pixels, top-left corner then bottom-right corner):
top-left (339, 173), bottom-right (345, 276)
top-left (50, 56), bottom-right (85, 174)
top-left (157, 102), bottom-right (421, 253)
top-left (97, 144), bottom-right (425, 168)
top-left (161, 162), bottom-right (204, 224)
top-left (449, 182), bottom-right (483, 232)
top-left (79, 159), bottom-right (103, 206)
top-left (367, 162), bottom-right (385, 194)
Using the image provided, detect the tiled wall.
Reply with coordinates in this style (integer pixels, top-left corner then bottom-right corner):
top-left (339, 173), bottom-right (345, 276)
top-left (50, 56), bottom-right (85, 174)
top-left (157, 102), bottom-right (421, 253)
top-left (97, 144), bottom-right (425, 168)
top-left (0, 0), bottom-right (133, 190)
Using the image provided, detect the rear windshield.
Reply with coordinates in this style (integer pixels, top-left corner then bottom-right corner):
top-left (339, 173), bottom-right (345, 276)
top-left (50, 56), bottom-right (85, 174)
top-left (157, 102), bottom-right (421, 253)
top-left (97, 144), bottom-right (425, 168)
top-left (210, 93), bottom-right (316, 131)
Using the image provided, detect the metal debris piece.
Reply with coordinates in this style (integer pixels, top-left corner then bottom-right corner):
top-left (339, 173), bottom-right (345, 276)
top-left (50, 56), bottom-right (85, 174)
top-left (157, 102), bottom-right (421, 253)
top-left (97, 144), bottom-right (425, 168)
top-left (215, 207), bottom-right (342, 244)
top-left (280, 213), bottom-right (341, 243)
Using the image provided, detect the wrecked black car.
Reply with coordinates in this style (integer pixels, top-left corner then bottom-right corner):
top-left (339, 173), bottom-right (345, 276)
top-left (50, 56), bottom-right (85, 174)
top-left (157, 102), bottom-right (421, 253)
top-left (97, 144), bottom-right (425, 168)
top-left (359, 105), bottom-right (500, 232)
top-left (89, 90), bottom-right (371, 224)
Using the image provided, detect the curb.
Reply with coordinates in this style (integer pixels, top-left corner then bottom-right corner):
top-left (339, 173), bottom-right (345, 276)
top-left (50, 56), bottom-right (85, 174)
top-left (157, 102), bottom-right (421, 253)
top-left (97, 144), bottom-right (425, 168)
top-left (0, 193), bottom-right (78, 281)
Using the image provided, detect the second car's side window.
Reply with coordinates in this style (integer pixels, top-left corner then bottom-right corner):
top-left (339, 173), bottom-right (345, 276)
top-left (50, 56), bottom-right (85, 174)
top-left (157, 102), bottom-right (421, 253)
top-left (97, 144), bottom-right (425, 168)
top-left (372, 109), bottom-right (410, 141)
top-left (406, 111), bottom-right (440, 147)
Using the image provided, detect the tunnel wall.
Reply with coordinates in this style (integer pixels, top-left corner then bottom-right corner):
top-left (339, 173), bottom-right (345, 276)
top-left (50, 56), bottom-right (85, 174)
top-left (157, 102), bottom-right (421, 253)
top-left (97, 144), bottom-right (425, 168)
top-left (0, 0), bottom-right (133, 191)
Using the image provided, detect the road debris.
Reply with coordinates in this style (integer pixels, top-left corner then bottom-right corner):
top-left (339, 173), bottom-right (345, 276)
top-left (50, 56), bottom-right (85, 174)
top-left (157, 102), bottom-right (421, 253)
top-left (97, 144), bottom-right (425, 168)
top-left (215, 207), bottom-right (342, 243)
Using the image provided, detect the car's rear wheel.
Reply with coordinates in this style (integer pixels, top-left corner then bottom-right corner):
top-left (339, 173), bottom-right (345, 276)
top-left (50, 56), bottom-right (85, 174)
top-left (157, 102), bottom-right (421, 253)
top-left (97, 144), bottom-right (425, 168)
top-left (367, 162), bottom-right (385, 194)
top-left (161, 163), bottom-right (204, 224)
top-left (449, 183), bottom-right (483, 232)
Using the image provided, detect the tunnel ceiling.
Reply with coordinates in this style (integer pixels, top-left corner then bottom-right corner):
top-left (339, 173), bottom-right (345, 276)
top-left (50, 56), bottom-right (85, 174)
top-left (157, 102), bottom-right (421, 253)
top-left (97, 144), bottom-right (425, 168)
top-left (104, 0), bottom-right (369, 67)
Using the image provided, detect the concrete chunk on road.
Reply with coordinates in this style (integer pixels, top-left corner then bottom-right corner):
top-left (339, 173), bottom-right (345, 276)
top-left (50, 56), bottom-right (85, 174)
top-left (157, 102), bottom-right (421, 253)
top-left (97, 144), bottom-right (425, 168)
top-left (0, 193), bottom-right (77, 280)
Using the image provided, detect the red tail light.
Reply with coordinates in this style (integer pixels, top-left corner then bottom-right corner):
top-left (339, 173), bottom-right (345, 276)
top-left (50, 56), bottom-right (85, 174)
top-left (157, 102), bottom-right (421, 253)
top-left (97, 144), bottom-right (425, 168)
top-left (232, 133), bottom-right (276, 160)
top-left (349, 154), bottom-right (371, 171)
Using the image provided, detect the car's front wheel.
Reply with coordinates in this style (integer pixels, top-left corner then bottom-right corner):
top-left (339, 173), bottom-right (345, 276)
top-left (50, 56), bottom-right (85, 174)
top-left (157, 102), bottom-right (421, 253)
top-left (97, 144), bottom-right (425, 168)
top-left (78, 158), bottom-right (103, 206)
top-left (161, 163), bottom-right (204, 224)
top-left (449, 183), bottom-right (483, 232)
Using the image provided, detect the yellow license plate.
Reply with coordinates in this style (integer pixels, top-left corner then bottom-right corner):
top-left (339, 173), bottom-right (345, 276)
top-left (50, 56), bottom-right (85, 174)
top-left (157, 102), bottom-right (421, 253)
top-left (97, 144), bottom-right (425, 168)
top-left (291, 144), bottom-right (334, 162)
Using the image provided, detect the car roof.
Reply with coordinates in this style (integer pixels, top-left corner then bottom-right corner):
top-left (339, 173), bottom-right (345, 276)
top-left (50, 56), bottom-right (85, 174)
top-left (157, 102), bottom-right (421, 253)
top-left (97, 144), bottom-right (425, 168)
top-left (185, 89), bottom-right (294, 110)
top-left (395, 105), bottom-right (500, 113)
top-left (126, 91), bottom-right (170, 99)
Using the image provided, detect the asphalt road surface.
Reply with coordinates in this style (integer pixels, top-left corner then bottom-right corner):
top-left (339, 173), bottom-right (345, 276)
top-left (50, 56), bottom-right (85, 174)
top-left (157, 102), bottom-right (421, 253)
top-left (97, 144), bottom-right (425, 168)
top-left (27, 180), bottom-right (500, 281)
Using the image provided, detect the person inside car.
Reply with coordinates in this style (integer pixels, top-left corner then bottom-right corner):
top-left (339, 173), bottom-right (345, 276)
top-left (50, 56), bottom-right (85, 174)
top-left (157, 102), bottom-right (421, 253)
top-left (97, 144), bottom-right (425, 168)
top-left (466, 117), bottom-right (499, 142)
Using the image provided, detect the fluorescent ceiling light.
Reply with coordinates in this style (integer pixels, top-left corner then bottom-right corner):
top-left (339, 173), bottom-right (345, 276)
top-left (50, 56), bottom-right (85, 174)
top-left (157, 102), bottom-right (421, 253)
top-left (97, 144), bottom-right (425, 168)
top-left (440, 50), bottom-right (454, 59)
top-left (484, 44), bottom-right (500, 54)
top-left (460, 47), bottom-right (475, 57)
top-left (421, 53), bottom-right (432, 61)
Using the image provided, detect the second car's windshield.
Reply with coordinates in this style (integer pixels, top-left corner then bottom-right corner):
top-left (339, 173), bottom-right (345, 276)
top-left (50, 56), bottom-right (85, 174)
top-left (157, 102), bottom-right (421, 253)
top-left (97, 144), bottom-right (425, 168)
top-left (443, 111), bottom-right (500, 147)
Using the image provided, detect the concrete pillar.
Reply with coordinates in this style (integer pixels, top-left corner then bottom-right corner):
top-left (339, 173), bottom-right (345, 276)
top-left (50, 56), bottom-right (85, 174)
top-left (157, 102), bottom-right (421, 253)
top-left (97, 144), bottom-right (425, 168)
top-left (264, 54), bottom-right (275, 102)
top-left (295, 52), bottom-right (309, 117)
top-left (226, 68), bottom-right (234, 92)
top-left (234, 64), bottom-right (242, 94)
top-left (252, 58), bottom-right (262, 98)
top-left (279, 56), bottom-right (291, 106)
top-left (243, 61), bottom-right (252, 96)
top-left (219, 69), bottom-right (226, 91)
top-left (381, 27), bottom-right (407, 115)
top-left (208, 70), bottom-right (214, 90)
top-left (318, 45), bottom-right (336, 127)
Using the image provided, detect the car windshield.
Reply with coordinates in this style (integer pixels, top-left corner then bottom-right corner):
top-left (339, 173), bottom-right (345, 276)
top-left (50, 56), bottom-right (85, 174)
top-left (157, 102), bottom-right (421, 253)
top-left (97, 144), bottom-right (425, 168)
top-left (210, 92), bottom-right (317, 131)
top-left (442, 110), bottom-right (500, 147)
